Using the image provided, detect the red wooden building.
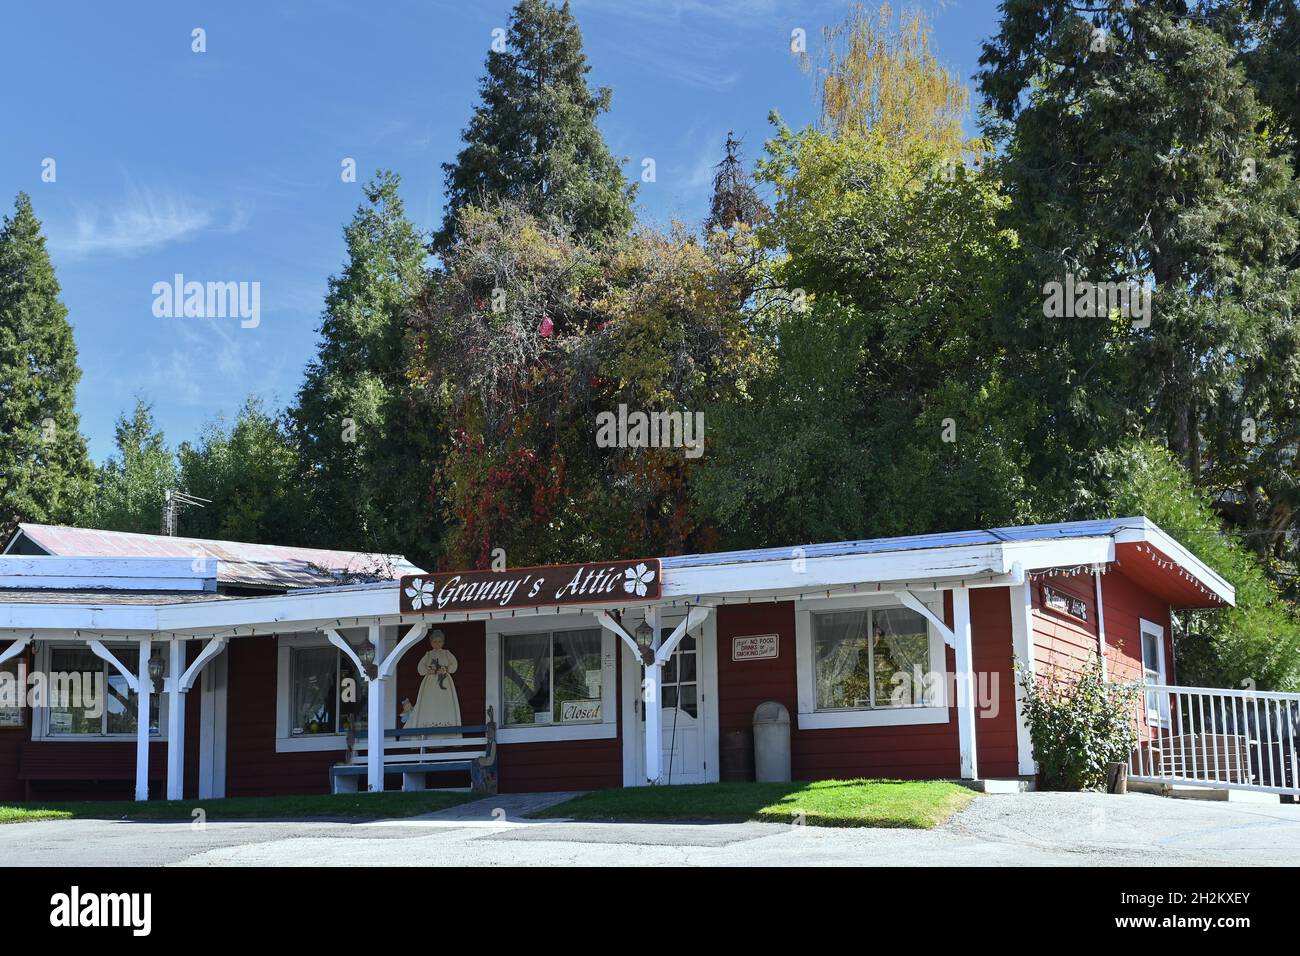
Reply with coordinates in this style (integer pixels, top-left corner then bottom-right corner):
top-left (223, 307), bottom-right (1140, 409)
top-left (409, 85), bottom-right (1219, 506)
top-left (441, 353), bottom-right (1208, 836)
top-left (0, 517), bottom-right (1235, 802)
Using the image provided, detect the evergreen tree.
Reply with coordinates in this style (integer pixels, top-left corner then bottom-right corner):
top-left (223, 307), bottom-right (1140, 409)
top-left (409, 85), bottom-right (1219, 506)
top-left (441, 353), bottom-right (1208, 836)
top-left (87, 398), bottom-right (177, 534)
top-left (0, 192), bottom-right (93, 538)
top-left (435, 0), bottom-right (634, 251)
top-left (705, 132), bottom-right (767, 234)
top-left (178, 398), bottom-right (303, 545)
top-left (289, 171), bottom-right (435, 556)
top-left (978, 0), bottom-right (1300, 515)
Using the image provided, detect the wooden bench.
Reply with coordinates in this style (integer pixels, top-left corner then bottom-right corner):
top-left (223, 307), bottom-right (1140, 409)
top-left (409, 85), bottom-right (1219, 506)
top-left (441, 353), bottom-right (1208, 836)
top-left (331, 707), bottom-right (498, 796)
top-left (17, 741), bottom-right (164, 800)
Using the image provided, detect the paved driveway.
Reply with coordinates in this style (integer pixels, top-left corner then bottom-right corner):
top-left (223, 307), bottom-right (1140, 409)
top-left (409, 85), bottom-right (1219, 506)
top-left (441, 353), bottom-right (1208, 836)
top-left (2, 791), bottom-right (1298, 866)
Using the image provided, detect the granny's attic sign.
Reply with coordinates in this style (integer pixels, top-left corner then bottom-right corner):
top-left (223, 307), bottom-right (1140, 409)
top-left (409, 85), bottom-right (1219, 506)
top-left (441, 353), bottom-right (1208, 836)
top-left (400, 559), bottom-right (662, 614)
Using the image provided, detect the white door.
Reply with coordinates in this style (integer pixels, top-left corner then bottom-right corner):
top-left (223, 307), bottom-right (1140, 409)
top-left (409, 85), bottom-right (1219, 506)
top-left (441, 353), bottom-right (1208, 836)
top-left (623, 616), bottom-right (718, 786)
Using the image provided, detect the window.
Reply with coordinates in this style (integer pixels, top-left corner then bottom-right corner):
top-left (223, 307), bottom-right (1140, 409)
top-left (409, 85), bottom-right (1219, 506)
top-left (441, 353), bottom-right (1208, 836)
top-left (0, 652), bottom-right (24, 729)
top-left (501, 628), bottom-right (602, 726)
top-left (1141, 625), bottom-right (1168, 723)
top-left (288, 646), bottom-right (367, 736)
top-left (46, 645), bottom-right (160, 737)
top-left (660, 632), bottom-right (697, 718)
top-left (813, 606), bottom-right (933, 711)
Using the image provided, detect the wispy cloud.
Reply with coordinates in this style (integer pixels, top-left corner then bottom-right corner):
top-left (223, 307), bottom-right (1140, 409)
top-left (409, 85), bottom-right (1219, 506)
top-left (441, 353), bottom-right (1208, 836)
top-left (49, 185), bottom-right (250, 259)
top-left (123, 317), bottom-right (279, 408)
top-left (575, 0), bottom-right (785, 25)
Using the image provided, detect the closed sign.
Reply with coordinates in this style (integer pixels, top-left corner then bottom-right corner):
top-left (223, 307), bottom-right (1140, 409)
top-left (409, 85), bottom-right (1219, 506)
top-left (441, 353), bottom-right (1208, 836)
top-left (732, 633), bottom-right (779, 661)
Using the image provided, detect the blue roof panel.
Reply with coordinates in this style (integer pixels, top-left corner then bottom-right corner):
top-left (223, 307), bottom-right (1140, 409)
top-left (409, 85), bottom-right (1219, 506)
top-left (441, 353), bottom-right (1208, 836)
top-left (659, 517), bottom-right (1146, 569)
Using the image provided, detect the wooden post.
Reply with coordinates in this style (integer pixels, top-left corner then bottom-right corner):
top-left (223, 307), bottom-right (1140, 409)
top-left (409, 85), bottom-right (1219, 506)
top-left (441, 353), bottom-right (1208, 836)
top-left (366, 623), bottom-right (386, 792)
top-left (166, 638), bottom-right (185, 799)
top-left (135, 638), bottom-right (151, 801)
top-left (952, 586), bottom-right (979, 780)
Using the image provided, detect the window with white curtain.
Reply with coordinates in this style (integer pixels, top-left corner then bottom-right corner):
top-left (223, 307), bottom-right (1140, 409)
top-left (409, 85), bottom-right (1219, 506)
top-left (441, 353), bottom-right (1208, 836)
top-left (813, 606), bottom-right (934, 711)
top-left (501, 628), bottom-right (603, 726)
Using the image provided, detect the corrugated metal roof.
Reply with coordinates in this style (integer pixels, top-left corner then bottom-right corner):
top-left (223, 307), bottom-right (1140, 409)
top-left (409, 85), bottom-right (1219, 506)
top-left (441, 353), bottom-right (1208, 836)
top-left (7, 524), bottom-right (423, 591)
top-left (0, 589), bottom-right (234, 605)
top-left (659, 517), bottom-right (1146, 569)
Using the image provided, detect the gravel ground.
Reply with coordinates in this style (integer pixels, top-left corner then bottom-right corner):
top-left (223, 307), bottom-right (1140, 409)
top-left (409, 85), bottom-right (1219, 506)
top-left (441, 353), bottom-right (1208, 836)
top-left (1, 790), bottom-right (1297, 866)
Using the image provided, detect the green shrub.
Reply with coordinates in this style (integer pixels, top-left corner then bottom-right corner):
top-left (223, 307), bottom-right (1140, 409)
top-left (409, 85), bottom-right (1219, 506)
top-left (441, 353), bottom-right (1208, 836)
top-left (1018, 655), bottom-right (1141, 791)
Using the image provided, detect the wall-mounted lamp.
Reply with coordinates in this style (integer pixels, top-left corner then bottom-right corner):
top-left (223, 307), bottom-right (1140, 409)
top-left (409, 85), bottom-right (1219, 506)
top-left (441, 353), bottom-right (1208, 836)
top-left (147, 654), bottom-right (165, 691)
top-left (634, 620), bottom-right (655, 666)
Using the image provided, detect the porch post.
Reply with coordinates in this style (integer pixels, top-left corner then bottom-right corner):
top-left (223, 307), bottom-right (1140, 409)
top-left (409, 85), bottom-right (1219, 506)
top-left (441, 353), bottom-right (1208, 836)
top-left (951, 586), bottom-right (979, 780)
top-left (1008, 580), bottom-right (1037, 776)
top-left (166, 637), bottom-right (185, 799)
top-left (366, 622), bottom-right (386, 793)
top-left (643, 607), bottom-right (663, 785)
top-left (136, 638), bottom-right (152, 801)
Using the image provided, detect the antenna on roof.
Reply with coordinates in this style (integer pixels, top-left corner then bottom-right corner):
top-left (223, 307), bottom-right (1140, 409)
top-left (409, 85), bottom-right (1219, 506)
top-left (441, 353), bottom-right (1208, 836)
top-left (162, 489), bottom-right (211, 536)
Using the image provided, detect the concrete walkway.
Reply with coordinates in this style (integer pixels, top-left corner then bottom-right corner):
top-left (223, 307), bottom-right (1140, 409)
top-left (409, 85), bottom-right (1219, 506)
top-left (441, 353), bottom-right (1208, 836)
top-left (1, 791), bottom-right (1297, 866)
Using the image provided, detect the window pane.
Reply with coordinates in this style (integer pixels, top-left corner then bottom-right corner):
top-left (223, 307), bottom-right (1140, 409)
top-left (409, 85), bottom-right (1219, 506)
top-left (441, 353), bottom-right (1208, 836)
top-left (105, 646), bottom-right (139, 735)
top-left (871, 608), bottom-right (930, 707)
top-left (502, 633), bottom-right (552, 725)
top-left (0, 656), bottom-right (23, 728)
top-left (676, 684), bottom-right (697, 719)
top-left (813, 611), bottom-right (871, 710)
top-left (339, 657), bottom-right (368, 734)
top-left (290, 647), bottom-right (338, 735)
top-left (1142, 633), bottom-right (1160, 673)
top-left (677, 651), bottom-right (697, 684)
top-left (48, 647), bottom-right (101, 735)
top-left (554, 629), bottom-right (602, 723)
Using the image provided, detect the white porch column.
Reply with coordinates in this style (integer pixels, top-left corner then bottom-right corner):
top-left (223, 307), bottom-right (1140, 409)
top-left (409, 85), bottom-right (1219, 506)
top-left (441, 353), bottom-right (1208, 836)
top-left (643, 607), bottom-right (663, 785)
top-left (367, 622), bottom-right (386, 793)
top-left (1009, 580), bottom-right (1037, 776)
top-left (166, 637), bottom-right (185, 800)
top-left (643, 662), bottom-right (663, 785)
top-left (136, 638), bottom-right (152, 801)
top-left (951, 586), bottom-right (979, 780)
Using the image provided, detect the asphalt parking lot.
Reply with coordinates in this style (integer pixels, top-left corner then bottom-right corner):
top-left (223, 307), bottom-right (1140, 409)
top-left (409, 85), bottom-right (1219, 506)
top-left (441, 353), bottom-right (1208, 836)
top-left (2, 790), bottom-right (1298, 866)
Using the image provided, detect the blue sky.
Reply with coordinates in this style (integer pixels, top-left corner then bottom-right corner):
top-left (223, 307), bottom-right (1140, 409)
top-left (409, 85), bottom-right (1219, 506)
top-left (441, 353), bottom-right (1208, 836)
top-left (1, 0), bottom-right (995, 462)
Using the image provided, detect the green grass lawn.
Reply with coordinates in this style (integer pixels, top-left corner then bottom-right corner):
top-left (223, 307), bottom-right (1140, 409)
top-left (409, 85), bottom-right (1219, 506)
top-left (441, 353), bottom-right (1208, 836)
top-left (533, 779), bottom-right (977, 829)
top-left (0, 789), bottom-right (478, 825)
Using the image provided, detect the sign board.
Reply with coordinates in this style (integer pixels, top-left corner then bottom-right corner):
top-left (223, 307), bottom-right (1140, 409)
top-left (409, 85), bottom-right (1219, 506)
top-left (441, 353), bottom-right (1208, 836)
top-left (732, 633), bottom-right (779, 661)
top-left (1042, 584), bottom-right (1088, 621)
top-left (560, 699), bottom-right (602, 722)
top-left (400, 559), bottom-right (662, 615)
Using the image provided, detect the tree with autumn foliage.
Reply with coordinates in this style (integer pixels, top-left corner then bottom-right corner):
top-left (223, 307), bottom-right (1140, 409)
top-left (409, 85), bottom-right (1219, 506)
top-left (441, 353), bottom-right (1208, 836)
top-left (802, 2), bottom-right (979, 158)
top-left (412, 202), bottom-right (760, 568)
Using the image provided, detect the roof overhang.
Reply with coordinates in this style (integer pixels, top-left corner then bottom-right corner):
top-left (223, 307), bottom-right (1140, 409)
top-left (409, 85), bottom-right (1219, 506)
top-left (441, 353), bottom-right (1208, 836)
top-left (0, 517), bottom-right (1234, 637)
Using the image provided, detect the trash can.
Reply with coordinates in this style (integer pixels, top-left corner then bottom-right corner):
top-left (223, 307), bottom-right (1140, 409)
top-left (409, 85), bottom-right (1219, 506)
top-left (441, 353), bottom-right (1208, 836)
top-left (753, 701), bottom-right (791, 782)
top-left (720, 730), bottom-right (754, 781)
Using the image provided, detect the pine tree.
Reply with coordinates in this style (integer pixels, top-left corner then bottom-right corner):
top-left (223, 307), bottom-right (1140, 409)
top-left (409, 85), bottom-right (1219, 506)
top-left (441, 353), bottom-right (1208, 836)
top-left (0, 192), bottom-right (93, 538)
top-left (87, 398), bottom-right (177, 533)
top-left (289, 171), bottom-right (434, 554)
top-left (178, 397), bottom-right (303, 545)
top-left (978, 1), bottom-right (1300, 501)
top-left (435, 0), bottom-right (633, 251)
top-left (705, 133), bottom-right (767, 234)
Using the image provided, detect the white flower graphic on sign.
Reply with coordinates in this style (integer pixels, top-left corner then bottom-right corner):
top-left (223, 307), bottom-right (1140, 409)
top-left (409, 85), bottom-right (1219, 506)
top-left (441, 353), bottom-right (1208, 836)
top-left (623, 563), bottom-right (656, 597)
top-left (405, 578), bottom-right (434, 610)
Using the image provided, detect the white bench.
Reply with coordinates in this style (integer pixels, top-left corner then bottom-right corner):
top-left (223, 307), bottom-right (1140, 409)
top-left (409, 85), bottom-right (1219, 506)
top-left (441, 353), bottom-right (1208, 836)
top-left (331, 707), bottom-right (498, 795)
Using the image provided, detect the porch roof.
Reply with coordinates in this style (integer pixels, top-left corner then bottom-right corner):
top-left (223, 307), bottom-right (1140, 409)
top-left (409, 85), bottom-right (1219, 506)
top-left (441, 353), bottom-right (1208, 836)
top-left (0, 516), bottom-right (1234, 638)
top-left (4, 523), bottom-right (422, 591)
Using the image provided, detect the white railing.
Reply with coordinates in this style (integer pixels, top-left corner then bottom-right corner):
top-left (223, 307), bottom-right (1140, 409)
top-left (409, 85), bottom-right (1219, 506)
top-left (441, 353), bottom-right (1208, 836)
top-left (1127, 684), bottom-right (1300, 796)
